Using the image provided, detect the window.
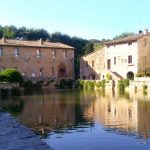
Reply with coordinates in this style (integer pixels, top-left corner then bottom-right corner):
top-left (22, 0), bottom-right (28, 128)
top-left (36, 50), bottom-right (41, 58)
top-left (52, 50), bottom-right (56, 59)
top-left (114, 57), bottom-right (116, 65)
top-left (85, 61), bottom-right (88, 67)
top-left (0, 48), bottom-right (3, 56)
top-left (128, 42), bottom-right (132, 45)
top-left (40, 68), bottom-right (43, 76)
top-left (92, 60), bottom-right (94, 67)
top-left (14, 48), bottom-right (19, 57)
top-left (63, 50), bottom-right (67, 59)
top-left (128, 55), bottom-right (132, 64)
top-left (51, 67), bottom-right (54, 76)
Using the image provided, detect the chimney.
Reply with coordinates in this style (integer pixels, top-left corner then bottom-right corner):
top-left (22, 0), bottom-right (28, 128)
top-left (39, 38), bottom-right (43, 45)
top-left (2, 37), bottom-right (6, 43)
top-left (143, 28), bottom-right (148, 35)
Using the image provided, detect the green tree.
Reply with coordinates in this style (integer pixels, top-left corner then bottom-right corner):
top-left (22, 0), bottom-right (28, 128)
top-left (3, 25), bottom-right (16, 39)
top-left (113, 32), bottom-right (134, 40)
top-left (83, 42), bottom-right (94, 54)
top-left (0, 68), bottom-right (23, 84)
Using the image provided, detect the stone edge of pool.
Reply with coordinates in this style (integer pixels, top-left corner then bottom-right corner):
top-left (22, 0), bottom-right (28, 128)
top-left (0, 111), bottom-right (53, 150)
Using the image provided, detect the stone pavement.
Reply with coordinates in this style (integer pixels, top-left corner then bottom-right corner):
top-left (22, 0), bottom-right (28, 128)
top-left (0, 112), bottom-right (53, 150)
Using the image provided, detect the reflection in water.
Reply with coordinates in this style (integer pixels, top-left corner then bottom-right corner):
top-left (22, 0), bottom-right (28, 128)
top-left (1, 90), bottom-right (150, 148)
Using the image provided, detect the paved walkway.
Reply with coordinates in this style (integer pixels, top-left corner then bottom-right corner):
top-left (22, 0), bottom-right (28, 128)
top-left (0, 112), bottom-right (53, 150)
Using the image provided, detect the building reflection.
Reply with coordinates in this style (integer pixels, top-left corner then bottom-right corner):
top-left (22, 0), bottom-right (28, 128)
top-left (1, 90), bottom-right (150, 142)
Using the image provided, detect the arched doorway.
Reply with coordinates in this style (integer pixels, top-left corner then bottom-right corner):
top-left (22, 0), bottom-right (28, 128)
top-left (127, 71), bottom-right (134, 80)
top-left (58, 63), bottom-right (66, 77)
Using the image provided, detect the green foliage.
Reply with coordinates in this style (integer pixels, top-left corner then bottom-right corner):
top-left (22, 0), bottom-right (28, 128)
top-left (106, 74), bottom-right (112, 80)
top-left (143, 84), bottom-right (148, 90)
top-left (3, 25), bottom-right (16, 39)
top-left (117, 79), bottom-right (129, 92)
top-left (122, 79), bottom-right (129, 88)
top-left (95, 80), bottom-right (105, 88)
top-left (23, 80), bottom-right (33, 89)
top-left (113, 32), bottom-right (134, 40)
top-left (117, 80), bottom-right (125, 91)
top-left (136, 69), bottom-right (150, 77)
top-left (83, 42), bottom-right (94, 54)
top-left (84, 80), bottom-right (95, 90)
top-left (56, 79), bottom-right (73, 89)
top-left (0, 68), bottom-right (23, 84)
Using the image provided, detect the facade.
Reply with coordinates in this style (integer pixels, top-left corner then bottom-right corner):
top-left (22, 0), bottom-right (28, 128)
top-left (80, 29), bottom-right (150, 81)
top-left (0, 38), bottom-right (74, 79)
top-left (80, 48), bottom-right (104, 80)
top-left (105, 30), bottom-right (150, 80)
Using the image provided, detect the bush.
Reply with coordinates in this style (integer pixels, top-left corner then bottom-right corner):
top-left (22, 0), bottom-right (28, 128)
top-left (143, 84), bottom-right (148, 90)
top-left (95, 81), bottom-right (101, 88)
top-left (56, 78), bottom-right (73, 89)
top-left (23, 80), bottom-right (33, 89)
top-left (106, 74), bottom-right (112, 80)
top-left (117, 80), bottom-right (125, 91)
top-left (0, 68), bottom-right (23, 84)
top-left (84, 80), bottom-right (95, 90)
top-left (122, 79), bottom-right (129, 88)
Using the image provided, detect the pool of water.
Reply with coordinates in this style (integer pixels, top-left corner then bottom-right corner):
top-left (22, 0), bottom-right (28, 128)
top-left (1, 89), bottom-right (150, 150)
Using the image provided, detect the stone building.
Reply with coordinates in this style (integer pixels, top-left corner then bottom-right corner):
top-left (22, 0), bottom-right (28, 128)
top-left (80, 48), bottom-right (104, 80)
top-left (80, 29), bottom-right (150, 81)
top-left (104, 29), bottom-right (150, 80)
top-left (0, 38), bottom-right (74, 80)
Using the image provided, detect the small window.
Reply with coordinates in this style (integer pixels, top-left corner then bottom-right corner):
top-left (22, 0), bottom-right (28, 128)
top-left (14, 48), bottom-right (19, 57)
top-left (52, 50), bottom-right (56, 59)
top-left (128, 55), bottom-right (132, 64)
top-left (51, 67), bottom-right (54, 76)
top-left (63, 50), bottom-right (67, 59)
top-left (40, 68), bottom-right (43, 76)
top-left (0, 48), bottom-right (3, 56)
top-left (85, 61), bottom-right (88, 67)
top-left (92, 60), bottom-right (94, 67)
top-left (114, 57), bottom-right (116, 65)
top-left (36, 50), bottom-right (41, 58)
top-left (128, 42), bottom-right (132, 45)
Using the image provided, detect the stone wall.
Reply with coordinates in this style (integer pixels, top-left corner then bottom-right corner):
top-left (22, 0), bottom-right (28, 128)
top-left (137, 36), bottom-right (150, 73)
top-left (80, 48), bottom-right (104, 80)
top-left (0, 45), bottom-right (74, 79)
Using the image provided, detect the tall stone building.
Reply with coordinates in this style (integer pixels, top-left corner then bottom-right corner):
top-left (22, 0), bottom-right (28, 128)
top-left (80, 29), bottom-right (150, 81)
top-left (0, 38), bottom-right (74, 79)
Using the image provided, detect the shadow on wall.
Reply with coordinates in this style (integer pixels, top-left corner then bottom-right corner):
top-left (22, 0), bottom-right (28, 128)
top-left (80, 58), bottom-right (103, 80)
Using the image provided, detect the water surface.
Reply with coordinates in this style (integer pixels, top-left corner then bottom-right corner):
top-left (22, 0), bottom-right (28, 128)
top-left (1, 89), bottom-right (150, 150)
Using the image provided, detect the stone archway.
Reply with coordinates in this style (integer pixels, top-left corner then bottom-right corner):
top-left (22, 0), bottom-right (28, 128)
top-left (58, 63), bottom-right (66, 77)
top-left (127, 71), bottom-right (134, 80)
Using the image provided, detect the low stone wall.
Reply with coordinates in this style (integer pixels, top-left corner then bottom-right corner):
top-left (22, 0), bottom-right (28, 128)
top-left (0, 82), bottom-right (19, 89)
top-left (130, 77), bottom-right (150, 90)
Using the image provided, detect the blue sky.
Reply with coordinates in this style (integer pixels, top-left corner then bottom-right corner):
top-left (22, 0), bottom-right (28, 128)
top-left (0, 0), bottom-right (150, 40)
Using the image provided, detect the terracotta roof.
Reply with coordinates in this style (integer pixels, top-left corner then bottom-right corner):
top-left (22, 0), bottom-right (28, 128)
top-left (0, 39), bottom-right (74, 49)
top-left (106, 33), bottom-right (150, 45)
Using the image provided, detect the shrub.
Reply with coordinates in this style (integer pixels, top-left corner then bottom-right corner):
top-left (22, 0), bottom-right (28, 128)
top-left (23, 80), bottom-right (33, 89)
top-left (84, 80), bottom-right (95, 90)
top-left (106, 74), bottom-right (112, 80)
top-left (0, 68), bottom-right (23, 84)
top-left (143, 84), bottom-right (148, 90)
top-left (117, 80), bottom-right (125, 91)
top-left (95, 81), bottom-right (101, 88)
top-left (57, 78), bottom-right (73, 89)
top-left (122, 79), bottom-right (129, 88)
